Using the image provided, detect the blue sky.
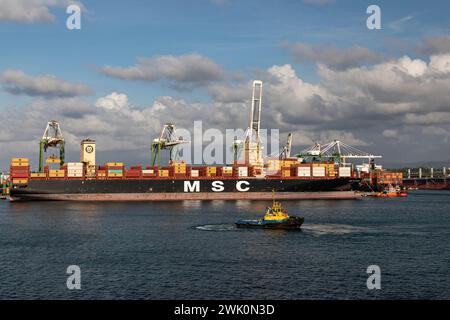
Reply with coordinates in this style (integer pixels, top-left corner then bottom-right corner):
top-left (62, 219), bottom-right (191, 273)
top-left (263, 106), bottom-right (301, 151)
top-left (2, 0), bottom-right (449, 105)
top-left (1, 0), bottom-right (450, 169)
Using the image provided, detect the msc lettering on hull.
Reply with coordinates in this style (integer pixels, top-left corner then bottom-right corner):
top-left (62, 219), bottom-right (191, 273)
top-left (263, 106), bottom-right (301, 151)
top-left (184, 180), bottom-right (250, 192)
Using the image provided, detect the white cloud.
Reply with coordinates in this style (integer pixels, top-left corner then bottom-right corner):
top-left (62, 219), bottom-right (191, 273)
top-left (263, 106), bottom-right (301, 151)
top-left (284, 42), bottom-right (383, 70)
top-left (422, 126), bottom-right (450, 142)
top-left (388, 15), bottom-right (414, 32)
top-left (398, 56), bottom-right (427, 77)
top-left (95, 92), bottom-right (130, 110)
top-left (1, 69), bottom-right (91, 97)
top-left (0, 0), bottom-right (82, 23)
top-left (382, 129), bottom-right (398, 138)
top-left (418, 36), bottom-right (450, 55)
top-left (99, 54), bottom-right (224, 90)
top-left (429, 54), bottom-right (450, 74)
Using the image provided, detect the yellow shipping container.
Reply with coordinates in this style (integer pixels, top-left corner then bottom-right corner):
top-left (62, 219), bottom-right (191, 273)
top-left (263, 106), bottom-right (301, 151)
top-left (174, 166), bottom-right (186, 173)
top-left (12, 178), bottom-right (28, 184)
top-left (106, 162), bottom-right (124, 167)
top-left (46, 158), bottom-right (61, 164)
top-left (10, 162), bottom-right (29, 167)
top-left (282, 170), bottom-right (291, 177)
top-left (11, 158), bottom-right (29, 163)
top-left (312, 163), bottom-right (327, 167)
top-left (49, 170), bottom-right (64, 175)
top-left (108, 173), bottom-right (123, 177)
top-left (30, 173), bottom-right (46, 178)
top-left (158, 170), bottom-right (169, 177)
top-left (48, 169), bottom-right (65, 178)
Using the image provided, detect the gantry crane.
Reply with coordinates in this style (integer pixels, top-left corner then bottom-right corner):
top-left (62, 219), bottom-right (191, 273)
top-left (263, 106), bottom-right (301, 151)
top-left (151, 123), bottom-right (189, 168)
top-left (39, 120), bottom-right (65, 172)
top-left (296, 140), bottom-right (382, 165)
top-left (243, 80), bottom-right (264, 166)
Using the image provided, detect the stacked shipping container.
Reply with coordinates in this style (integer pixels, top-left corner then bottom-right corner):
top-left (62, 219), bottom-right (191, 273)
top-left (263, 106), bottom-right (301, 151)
top-left (66, 162), bottom-right (83, 178)
top-left (10, 158), bottom-right (29, 185)
top-left (13, 157), bottom-right (361, 182)
top-left (106, 163), bottom-right (124, 178)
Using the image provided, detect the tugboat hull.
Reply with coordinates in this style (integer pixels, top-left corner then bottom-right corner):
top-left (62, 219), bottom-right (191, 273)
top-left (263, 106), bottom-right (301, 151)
top-left (236, 216), bottom-right (304, 230)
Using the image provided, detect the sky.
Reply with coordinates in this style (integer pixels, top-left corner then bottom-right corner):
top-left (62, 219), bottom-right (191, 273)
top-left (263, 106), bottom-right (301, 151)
top-left (1, 0), bottom-right (450, 170)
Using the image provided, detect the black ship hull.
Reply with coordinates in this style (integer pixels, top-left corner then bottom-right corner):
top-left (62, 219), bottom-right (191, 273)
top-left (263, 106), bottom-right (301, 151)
top-left (10, 177), bottom-right (359, 201)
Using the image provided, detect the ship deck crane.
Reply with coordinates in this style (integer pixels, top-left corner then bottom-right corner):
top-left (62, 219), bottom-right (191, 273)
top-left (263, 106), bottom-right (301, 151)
top-left (39, 120), bottom-right (65, 172)
top-left (151, 123), bottom-right (189, 168)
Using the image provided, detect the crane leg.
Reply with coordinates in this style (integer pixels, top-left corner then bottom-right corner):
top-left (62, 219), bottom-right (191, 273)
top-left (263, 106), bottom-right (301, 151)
top-left (59, 141), bottom-right (65, 167)
top-left (157, 144), bottom-right (161, 168)
top-left (39, 140), bottom-right (45, 173)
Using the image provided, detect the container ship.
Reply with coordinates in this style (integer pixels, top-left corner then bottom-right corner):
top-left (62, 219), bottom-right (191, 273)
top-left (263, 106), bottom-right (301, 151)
top-left (8, 81), bottom-right (360, 201)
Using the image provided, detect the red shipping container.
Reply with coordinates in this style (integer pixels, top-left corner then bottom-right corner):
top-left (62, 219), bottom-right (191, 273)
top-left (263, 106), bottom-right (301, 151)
top-left (10, 169), bottom-right (29, 174)
top-left (10, 166), bottom-right (30, 171)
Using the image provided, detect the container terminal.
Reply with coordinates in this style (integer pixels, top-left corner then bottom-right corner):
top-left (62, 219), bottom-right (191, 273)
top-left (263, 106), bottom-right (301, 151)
top-left (2, 81), bottom-right (405, 201)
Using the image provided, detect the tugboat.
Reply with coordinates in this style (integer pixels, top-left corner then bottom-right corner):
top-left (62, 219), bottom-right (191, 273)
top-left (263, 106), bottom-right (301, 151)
top-left (236, 199), bottom-right (304, 230)
top-left (370, 184), bottom-right (408, 198)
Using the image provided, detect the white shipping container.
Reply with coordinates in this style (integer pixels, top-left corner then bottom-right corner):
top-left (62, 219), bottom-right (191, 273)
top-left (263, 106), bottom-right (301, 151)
top-left (338, 167), bottom-right (351, 177)
top-left (297, 167), bottom-right (311, 177)
top-left (238, 167), bottom-right (248, 177)
top-left (67, 162), bottom-right (83, 167)
top-left (142, 169), bottom-right (154, 174)
top-left (312, 167), bottom-right (325, 177)
top-left (191, 170), bottom-right (199, 177)
top-left (67, 174), bottom-right (83, 177)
